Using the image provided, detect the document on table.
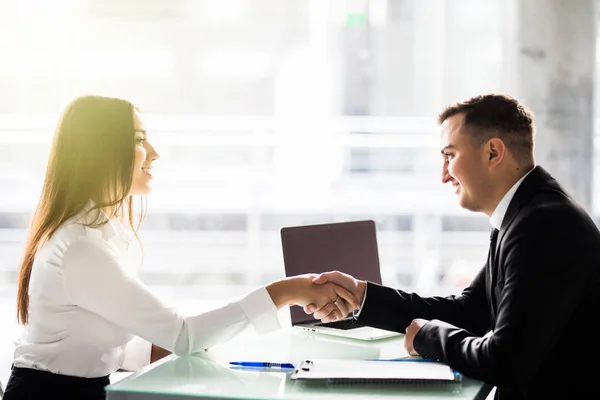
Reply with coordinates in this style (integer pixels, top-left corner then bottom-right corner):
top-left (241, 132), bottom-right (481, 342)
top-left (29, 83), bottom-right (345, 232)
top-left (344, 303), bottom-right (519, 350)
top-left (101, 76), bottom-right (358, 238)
top-left (290, 359), bottom-right (461, 383)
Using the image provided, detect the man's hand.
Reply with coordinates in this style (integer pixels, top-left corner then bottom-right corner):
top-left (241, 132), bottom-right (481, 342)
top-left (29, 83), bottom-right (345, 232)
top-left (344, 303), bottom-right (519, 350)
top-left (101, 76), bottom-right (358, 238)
top-left (404, 318), bottom-right (429, 356)
top-left (303, 271), bottom-right (366, 322)
top-left (266, 274), bottom-right (359, 322)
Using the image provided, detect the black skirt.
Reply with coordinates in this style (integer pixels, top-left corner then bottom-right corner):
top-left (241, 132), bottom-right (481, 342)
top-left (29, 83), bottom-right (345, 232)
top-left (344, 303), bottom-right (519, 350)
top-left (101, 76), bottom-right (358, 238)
top-left (3, 365), bottom-right (110, 400)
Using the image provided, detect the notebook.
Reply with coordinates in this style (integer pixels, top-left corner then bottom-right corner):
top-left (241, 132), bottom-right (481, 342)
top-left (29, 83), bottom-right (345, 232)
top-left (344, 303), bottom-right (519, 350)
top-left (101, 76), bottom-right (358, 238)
top-left (290, 359), bottom-right (462, 384)
top-left (281, 220), bottom-right (401, 341)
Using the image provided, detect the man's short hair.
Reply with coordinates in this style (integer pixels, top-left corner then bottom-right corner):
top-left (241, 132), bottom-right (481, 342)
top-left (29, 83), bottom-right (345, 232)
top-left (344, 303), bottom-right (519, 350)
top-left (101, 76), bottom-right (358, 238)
top-left (438, 94), bottom-right (535, 165)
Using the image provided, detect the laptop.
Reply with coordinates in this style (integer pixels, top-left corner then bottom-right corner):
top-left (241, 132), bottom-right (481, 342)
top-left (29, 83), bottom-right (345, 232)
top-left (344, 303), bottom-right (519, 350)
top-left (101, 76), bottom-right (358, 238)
top-left (281, 220), bottom-right (401, 341)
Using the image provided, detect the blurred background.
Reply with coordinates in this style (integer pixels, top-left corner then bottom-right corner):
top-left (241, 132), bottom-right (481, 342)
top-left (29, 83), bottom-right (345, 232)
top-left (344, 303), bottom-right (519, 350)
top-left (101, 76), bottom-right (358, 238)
top-left (0, 0), bottom-right (597, 385)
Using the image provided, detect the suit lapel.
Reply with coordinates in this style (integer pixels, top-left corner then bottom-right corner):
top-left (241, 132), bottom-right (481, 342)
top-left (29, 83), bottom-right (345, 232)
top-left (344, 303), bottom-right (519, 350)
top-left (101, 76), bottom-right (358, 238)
top-left (488, 166), bottom-right (558, 319)
top-left (495, 166), bottom-right (556, 255)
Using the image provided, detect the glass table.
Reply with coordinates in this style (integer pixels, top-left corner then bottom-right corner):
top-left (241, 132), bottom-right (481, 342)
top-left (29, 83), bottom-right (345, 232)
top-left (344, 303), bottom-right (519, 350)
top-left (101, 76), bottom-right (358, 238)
top-left (106, 328), bottom-right (492, 400)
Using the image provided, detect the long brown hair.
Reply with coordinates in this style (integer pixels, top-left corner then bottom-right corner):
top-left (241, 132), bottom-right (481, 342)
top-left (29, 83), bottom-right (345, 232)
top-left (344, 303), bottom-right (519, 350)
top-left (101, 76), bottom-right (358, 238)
top-left (17, 95), bottom-right (146, 324)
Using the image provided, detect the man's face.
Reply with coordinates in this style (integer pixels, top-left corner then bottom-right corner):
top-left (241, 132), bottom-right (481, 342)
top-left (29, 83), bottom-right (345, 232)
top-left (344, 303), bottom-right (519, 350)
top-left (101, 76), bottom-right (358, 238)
top-left (440, 113), bottom-right (491, 212)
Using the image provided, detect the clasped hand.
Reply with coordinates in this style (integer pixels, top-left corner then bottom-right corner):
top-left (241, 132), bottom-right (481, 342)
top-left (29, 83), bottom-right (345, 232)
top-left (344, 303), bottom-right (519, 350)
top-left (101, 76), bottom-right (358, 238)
top-left (286, 274), bottom-right (359, 322)
top-left (298, 271), bottom-right (366, 323)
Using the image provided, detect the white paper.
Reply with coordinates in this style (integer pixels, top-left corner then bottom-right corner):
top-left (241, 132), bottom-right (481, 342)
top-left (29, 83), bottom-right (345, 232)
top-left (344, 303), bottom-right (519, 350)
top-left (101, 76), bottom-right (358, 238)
top-left (291, 359), bottom-right (457, 381)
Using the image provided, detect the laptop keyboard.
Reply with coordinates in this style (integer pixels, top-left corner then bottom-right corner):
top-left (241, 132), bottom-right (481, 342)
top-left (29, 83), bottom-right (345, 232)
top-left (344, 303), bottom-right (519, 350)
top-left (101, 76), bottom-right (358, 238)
top-left (314, 319), bottom-right (363, 330)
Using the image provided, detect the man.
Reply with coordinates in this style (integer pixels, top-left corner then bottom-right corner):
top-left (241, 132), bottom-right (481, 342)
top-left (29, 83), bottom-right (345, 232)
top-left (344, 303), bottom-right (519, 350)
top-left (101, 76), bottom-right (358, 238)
top-left (306, 94), bottom-right (600, 399)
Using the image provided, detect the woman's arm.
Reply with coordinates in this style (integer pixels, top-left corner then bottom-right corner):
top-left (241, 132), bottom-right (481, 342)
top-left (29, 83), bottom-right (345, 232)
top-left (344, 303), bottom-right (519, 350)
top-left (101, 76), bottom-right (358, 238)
top-left (62, 236), bottom-right (356, 356)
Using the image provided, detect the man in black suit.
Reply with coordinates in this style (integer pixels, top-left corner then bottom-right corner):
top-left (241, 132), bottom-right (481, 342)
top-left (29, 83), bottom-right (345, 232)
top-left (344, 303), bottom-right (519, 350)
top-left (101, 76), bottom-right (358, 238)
top-left (306, 94), bottom-right (600, 399)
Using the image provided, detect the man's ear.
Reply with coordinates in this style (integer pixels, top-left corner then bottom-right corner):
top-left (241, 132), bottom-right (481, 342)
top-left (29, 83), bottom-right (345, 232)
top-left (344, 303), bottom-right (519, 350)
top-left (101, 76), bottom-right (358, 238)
top-left (486, 138), bottom-right (505, 165)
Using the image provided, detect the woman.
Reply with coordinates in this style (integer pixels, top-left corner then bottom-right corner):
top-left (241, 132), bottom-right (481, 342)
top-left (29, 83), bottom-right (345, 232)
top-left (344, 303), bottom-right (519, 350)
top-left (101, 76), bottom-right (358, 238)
top-left (3, 95), bottom-right (356, 399)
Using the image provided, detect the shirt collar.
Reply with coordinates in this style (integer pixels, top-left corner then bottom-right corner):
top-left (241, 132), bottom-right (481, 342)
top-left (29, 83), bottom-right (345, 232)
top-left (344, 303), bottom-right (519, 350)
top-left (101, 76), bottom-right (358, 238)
top-left (76, 200), bottom-right (134, 244)
top-left (489, 168), bottom-right (534, 230)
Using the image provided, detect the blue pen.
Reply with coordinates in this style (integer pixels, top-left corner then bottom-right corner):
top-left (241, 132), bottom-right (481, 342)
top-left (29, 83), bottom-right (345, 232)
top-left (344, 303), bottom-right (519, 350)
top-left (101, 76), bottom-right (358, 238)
top-left (229, 361), bottom-right (295, 369)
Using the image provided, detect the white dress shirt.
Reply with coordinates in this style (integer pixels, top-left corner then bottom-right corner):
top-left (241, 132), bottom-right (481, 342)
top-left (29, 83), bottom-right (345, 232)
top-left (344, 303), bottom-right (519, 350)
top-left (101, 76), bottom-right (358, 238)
top-left (489, 167), bottom-right (534, 229)
top-left (13, 207), bottom-right (280, 378)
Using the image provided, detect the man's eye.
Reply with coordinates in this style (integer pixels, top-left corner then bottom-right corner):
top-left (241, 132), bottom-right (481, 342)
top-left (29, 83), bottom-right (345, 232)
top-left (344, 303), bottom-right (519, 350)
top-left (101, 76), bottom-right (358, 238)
top-left (136, 138), bottom-right (146, 145)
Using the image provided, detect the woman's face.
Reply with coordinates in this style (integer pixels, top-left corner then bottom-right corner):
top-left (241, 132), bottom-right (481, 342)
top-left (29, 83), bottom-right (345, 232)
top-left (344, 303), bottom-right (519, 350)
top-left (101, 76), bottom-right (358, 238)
top-left (129, 109), bottom-right (159, 195)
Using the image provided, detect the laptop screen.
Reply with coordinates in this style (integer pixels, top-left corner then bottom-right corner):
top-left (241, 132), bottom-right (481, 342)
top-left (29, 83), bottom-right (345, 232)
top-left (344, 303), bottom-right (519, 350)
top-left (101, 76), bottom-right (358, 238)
top-left (280, 220), bottom-right (382, 325)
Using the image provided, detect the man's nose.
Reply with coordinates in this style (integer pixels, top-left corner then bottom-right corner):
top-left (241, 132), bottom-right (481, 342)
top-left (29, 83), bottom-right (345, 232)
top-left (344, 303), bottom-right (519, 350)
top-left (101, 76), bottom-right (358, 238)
top-left (441, 162), bottom-right (450, 184)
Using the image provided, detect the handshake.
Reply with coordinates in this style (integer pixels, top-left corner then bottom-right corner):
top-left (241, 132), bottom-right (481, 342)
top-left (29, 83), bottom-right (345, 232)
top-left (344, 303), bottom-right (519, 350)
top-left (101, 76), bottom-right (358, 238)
top-left (265, 271), bottom-right (367, 323)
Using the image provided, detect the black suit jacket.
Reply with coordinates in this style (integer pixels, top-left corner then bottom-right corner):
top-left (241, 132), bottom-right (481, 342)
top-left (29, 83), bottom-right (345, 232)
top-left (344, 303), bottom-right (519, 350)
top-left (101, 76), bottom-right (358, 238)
top-left (356, 166), bottom-right (600, 399)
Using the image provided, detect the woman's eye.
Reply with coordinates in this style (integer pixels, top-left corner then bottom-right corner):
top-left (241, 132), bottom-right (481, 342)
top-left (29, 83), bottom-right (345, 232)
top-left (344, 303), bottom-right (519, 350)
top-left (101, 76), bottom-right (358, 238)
top-left (136, 138), bottom-right (146, 145)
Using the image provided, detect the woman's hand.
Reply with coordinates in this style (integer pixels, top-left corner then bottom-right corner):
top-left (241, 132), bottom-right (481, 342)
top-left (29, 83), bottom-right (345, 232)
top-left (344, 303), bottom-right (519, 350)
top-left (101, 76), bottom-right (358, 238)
top-left (266, 274), bottom-right (359, 322)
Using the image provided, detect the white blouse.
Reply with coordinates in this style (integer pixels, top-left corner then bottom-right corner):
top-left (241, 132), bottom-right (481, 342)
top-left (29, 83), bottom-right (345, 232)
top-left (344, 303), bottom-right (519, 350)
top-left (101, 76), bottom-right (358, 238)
top-left (13, 209), bottom-right (280, 378)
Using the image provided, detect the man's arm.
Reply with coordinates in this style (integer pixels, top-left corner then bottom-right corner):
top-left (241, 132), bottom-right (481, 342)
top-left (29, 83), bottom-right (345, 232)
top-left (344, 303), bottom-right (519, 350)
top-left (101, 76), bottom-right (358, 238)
top-left (356, 267), bottom-right (490, 335)
top-left (307, 267), bottom-right (490, 337)
top-left (414, 208), bottom-right (597, 386)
